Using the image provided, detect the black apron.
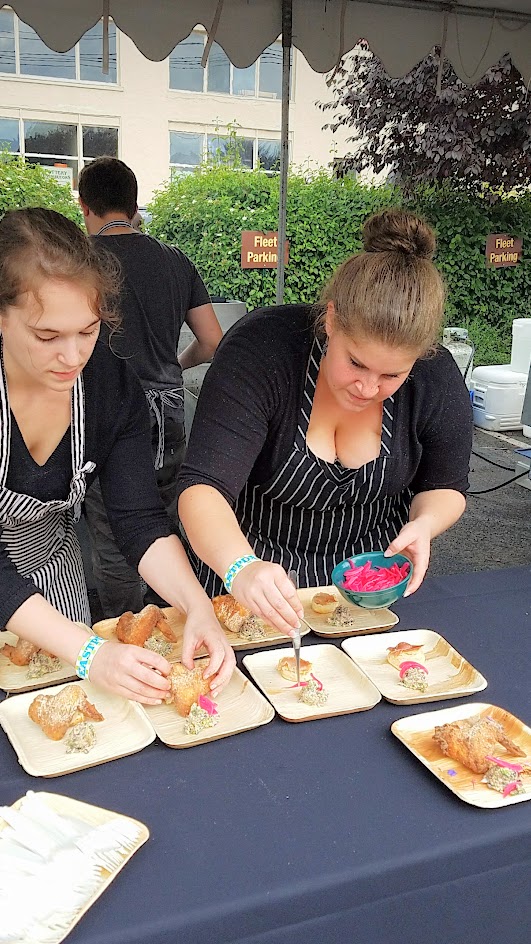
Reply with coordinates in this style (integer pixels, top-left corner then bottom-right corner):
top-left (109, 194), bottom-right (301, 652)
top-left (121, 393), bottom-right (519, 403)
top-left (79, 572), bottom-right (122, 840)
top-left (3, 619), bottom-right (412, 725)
top-left (0, 343), bottom-right (94, 624)
top-left (196, 336), bottom-right (411, 595)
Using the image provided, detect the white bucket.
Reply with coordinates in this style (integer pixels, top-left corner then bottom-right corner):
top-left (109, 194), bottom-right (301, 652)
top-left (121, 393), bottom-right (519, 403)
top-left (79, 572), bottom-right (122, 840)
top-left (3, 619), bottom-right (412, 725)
top-left (511, 318), bottom-right (531, 375)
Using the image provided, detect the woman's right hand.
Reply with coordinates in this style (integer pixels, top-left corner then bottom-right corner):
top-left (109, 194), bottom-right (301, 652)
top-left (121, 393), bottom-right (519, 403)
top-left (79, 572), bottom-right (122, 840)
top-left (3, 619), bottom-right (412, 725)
top-left (88, 641), bottom-right (171, 705)
top-left (231, 561), bottom-right (304, 636)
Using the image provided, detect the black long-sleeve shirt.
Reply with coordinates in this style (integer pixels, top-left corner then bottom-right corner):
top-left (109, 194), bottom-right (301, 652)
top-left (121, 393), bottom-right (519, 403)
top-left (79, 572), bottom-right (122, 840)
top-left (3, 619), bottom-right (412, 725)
top-left (177, 304), bottom-right (473, 506)
top-left (0, 338), bottom-right (174, 627)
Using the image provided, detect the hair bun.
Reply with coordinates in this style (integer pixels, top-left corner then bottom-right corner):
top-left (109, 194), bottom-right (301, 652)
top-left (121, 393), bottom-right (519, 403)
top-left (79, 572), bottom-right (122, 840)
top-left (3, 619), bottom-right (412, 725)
top-left (362, 208), bottom-right (436, 259)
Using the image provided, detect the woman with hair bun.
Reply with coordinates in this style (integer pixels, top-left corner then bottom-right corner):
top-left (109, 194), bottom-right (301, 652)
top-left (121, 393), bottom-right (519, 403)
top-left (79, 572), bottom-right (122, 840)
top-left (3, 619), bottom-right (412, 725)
top-left (0, 207), bottom-right (234, 703)
top-left (178, 208), bottom-right (473, 635)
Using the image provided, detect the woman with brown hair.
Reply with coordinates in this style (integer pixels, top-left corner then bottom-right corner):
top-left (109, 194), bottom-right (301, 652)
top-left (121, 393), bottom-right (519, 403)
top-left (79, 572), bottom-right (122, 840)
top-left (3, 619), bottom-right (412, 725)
top-left (0, 207), bottom-right (234, 702)
top-left (178, 209), bottom-right (473, 634)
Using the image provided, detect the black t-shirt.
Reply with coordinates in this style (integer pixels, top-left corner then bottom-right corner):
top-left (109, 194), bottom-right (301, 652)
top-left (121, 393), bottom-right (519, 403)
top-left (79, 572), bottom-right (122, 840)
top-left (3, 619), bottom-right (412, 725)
top-left (0, 337), bottom-right (175, 627)
top-left (177, 304), bottom-right (473, 507)
top-left (94, 234), bottom-right (211, 414)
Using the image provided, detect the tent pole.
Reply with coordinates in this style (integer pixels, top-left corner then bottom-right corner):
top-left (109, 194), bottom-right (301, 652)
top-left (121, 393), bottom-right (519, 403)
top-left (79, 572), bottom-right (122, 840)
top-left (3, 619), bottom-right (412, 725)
top-left (275, 0), bottom-right (292, 304)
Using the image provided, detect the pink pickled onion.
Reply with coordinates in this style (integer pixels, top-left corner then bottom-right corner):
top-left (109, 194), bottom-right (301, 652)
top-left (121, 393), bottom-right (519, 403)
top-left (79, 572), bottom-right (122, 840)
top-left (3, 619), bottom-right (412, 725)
top-left (341, 559), bottom-right (410, 592)
top-left (287, 674), bottom-right (323, 690)
top-left (398, 661), bottom-right (428, 679)
top-left (502, 782), bottom-right (520, 798)
top-left (485, 756), bottom-right (524, 773)
top-left (198, 694), bottom-right (218, 715)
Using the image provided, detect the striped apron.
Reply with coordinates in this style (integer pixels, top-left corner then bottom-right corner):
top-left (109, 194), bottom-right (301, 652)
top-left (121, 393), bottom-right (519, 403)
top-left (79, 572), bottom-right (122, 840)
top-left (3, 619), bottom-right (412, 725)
top-left (0, 350), bottom-right (95, 625)
top-left (196, 336), bottom-right (411, 596)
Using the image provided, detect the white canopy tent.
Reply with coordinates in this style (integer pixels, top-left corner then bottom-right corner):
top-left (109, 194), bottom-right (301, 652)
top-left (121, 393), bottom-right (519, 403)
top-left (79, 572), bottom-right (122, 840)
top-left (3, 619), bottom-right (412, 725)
top-left (8, 0), bottom-right (531, 298)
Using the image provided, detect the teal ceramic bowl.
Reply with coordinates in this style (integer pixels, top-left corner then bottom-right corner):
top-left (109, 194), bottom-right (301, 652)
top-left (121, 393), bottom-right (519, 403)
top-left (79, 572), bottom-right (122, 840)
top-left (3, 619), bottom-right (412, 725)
top-left (331, 552), bottom-right (413, 609)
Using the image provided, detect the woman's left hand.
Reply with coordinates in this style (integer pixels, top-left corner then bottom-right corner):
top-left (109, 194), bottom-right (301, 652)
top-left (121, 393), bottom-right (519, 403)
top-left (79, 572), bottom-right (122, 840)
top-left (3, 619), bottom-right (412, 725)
top-left (384, 516), bottom-right (432, 596)
top-left (181, 607), bottom-right (236, 698)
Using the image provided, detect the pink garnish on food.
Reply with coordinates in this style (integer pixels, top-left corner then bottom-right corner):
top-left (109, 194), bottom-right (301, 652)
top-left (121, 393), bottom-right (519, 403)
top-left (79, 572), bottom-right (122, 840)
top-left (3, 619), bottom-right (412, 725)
top-left (485, 756), bottom-right (524, 773)
top-left (502, 782), bottom-right (520, 798)
top-left (287, 674), bottom-right (324, 690)
top-left (341, 560), bottom-right (410, 592)
top-left (198, 694), bottom-right (218, 715)
top-left (398, 661), bottom-right (428, 679)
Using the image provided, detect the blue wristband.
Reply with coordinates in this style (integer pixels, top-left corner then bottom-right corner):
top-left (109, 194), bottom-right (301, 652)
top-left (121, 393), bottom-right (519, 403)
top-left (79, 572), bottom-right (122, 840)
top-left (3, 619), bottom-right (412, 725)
top-left (76, 635), bottom-right (107, 680)
top-left (224, 554), bottom-right (259, 594)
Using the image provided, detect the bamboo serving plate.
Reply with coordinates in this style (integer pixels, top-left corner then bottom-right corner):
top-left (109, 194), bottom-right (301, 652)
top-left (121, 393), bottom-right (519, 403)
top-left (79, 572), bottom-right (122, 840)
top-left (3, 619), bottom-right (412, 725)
top-left (93, 606), bottom-right (310, 658)
top-left (392, 702), bottom-right (531, 808)
top-left (298, 586), bottom-right (399, 638)
top-left (0, 630), bottom-right (77, 693)
top-left (342, 629), bottom-right (487, 704)
top-left (143, 664), bottom-right (274, 748)
top-left (0, 680), bottom-right (155, 777)
top-left (243, 643), bottom-right (381, 722)
top-left (1, 791), bottom-right (149, 944)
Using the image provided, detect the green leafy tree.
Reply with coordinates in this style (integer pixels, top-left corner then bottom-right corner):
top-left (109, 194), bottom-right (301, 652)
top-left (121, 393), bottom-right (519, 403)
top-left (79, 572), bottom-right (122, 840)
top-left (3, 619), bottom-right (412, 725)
top-left (0, 152), bottom-right (82, 223)
top-left (148, 164), bottom-right (531, 364)
top-left (321, 48), bottom-right (531, 194)
top-left (148, 163), bottom-right (393, 311)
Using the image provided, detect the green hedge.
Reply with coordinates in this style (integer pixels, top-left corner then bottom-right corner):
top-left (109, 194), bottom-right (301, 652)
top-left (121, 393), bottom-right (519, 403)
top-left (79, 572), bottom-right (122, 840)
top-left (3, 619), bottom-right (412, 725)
top-left (0, 153), bottom-right (82, 224)
top-left (147, 168), bottom-right (530, 366)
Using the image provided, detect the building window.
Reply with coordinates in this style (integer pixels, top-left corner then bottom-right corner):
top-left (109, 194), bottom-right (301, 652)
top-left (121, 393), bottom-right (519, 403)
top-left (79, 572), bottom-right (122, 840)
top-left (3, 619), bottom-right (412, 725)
top-left (82, 125), bottom-right (119, 160)
top-left (0, 10), bottom-right (117, 83)
top-left (0, 9), bottom-right (15, 74)
top-left (169, 33), bottom-right (203, 92)
top-left (169, 131), bottom-right (203, 174)
top-left (207, 134), bottom-right (253, 168)
top-left (258, 139), bottom-right (281, 172)
top-left (170, 130), bottom-right (282, 175)
top-left (0, 117), bottom-right (118, 186)
top-left (0, 116), bottom-right (19, 151)
top-left (79, 21), bottom-right (117, 83)
top-left (169, 33), bottom-right (285, 100)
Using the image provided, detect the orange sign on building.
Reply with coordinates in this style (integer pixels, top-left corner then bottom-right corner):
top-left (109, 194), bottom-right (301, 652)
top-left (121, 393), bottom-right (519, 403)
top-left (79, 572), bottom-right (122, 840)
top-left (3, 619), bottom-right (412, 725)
top-left (241, 231), bottom-right (289, 268)
top-left (485, 233), bottom-right (523, 267)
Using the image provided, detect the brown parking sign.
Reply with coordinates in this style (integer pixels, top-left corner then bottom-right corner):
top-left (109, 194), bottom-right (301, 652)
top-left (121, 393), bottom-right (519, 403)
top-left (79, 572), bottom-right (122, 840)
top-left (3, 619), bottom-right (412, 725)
top-left (241, 231), bottom-right (289, 268)
top-left (485, 233), bottom-right (523, 267)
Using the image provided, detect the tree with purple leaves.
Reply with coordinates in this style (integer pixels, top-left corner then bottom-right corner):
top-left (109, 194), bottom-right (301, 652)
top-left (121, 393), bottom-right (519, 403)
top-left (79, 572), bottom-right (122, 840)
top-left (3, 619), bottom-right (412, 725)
top-left (321, 47), bottom-right (531, 196)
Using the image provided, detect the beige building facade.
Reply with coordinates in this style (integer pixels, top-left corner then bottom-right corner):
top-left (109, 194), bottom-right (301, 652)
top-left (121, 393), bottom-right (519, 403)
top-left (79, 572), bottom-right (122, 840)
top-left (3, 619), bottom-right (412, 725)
top-left (0, 10), bottom-right (350, 207)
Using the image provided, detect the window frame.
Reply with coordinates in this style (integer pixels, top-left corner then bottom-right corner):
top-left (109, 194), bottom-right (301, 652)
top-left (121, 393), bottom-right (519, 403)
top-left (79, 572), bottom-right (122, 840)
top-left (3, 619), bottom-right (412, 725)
top-left (169, 32), bottom-right (288, 101)
top-left (0, 115), bottom-right (120, 187)
top-left (0, 9), bottom-right (118, 86)
top-left (169, 129), bottom-right (284, 176)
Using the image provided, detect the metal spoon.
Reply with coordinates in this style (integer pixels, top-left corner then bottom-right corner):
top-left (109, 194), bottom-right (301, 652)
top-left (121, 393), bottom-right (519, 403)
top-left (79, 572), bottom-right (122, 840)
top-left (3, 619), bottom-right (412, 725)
top-left (288, 569), bottom-right (302, 686)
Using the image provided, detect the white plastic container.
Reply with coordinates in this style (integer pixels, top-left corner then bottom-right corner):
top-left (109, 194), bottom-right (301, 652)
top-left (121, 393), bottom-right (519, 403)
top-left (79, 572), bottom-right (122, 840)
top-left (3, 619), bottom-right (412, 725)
top-left (510, 318), bottom-right (531, 375)
top-left (471, 364), bottom-right (528, 431)
top-left (442, 327), bottom-right (474, 387)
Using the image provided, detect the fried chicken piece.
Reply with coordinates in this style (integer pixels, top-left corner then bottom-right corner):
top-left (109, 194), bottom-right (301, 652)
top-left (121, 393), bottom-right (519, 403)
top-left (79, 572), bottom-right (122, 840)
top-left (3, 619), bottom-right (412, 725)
top-left (433, 714), bottom-right (526, 774)
top-left (165, 663), bottom-right (211, 717)
top-left (2, 638), bottom-right (40, 666)
top-left (28, 684), bottom-right (104, 741)
top-left (212, 595), bottom-right (251, 634)
top-left (116, 604), bottom-right (176, 648)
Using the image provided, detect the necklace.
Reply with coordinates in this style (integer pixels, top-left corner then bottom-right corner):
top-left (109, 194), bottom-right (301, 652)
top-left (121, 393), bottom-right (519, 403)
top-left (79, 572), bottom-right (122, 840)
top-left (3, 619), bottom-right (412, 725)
top-left (96, 220), bottom-right (139, 235)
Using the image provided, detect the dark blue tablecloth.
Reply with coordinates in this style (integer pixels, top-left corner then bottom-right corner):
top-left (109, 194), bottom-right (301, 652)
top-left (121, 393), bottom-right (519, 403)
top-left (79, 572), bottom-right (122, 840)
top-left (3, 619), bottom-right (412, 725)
top-left (1, 567), bottom-right (530, 944)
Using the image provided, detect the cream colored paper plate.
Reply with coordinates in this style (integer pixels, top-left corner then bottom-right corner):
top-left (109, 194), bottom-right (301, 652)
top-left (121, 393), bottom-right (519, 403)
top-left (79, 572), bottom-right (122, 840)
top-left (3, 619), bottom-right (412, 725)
top-left (143, 664), bottom-right (274, 747)
top-left (243, 643), bottom-right (381, 722)
top-left (298, 586), bottom-right (398, 638)
top-left (0, 680), bottom-right (155, 777)
top-left (0, 630), bottom-right (77, 693)
top-left (342, 629), bottom-right (487, 704)
top-left (1, 791), bottom-right (149, 944)
top-left (93, 606), bottom-right (310, 658)
top-left (391, 702), bottom-right (531, 808)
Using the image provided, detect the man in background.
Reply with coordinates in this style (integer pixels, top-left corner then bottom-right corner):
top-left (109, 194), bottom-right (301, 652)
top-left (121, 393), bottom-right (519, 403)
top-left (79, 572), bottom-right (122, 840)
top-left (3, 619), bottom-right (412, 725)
top-left (78, 156), bottom-right (222, 618)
